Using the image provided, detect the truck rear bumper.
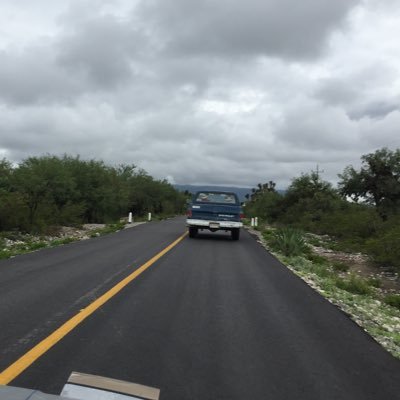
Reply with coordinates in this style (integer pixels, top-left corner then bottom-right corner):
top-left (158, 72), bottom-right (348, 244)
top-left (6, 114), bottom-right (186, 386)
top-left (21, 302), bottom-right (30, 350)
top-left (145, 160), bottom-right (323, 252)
top-left (186, 219), bottom-right (243, 229)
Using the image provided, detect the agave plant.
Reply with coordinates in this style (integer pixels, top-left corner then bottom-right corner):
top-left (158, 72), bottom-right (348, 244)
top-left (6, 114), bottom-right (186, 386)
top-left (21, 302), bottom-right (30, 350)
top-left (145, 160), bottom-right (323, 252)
top-left (270, 227), bottom-right (309, 257)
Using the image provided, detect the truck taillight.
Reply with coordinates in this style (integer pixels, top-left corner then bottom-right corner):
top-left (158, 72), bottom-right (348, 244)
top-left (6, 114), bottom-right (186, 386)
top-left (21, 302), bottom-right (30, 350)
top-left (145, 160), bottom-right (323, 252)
top-left (240, 213), bottom-right (245, 219)
top-left (187, 210), bottom-right (192, 217)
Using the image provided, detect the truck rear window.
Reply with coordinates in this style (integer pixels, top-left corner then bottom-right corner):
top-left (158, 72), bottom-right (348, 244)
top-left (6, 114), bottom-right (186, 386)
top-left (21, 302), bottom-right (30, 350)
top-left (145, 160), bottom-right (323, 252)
top-left (194, 192), bottom-right (238, 204)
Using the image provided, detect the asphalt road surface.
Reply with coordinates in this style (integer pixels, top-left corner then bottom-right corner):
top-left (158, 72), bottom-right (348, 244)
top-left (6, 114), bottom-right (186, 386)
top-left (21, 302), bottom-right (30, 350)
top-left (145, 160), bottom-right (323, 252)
top-left (0, 217), bottom-right (399, 399)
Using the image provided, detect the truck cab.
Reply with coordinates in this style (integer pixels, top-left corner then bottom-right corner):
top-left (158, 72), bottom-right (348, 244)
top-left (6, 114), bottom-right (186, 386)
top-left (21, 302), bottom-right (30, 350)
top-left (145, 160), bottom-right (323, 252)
top-left (186, 191), bottom-right (243, 240)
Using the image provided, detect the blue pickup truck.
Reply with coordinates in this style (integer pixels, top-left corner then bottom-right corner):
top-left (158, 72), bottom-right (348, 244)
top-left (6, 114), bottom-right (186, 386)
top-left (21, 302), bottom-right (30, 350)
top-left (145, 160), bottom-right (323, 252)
top-left (186, 191), bottom-right (244, 240)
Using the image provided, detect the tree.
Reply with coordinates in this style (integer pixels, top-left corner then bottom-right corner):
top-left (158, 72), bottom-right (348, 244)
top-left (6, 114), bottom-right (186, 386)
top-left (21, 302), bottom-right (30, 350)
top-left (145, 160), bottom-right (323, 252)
top-left (0, 158), bottom-right (12, 191)
top-left (0, 159), bottom-right (25, 230)
top-left (284, 172), bottom-right (336, 206)
top-left (274, 172), bottom-right (342, 229)
top-left (12, 157), bottom-right (53, 227)
top-left (1, 154), bottom-right (186, 232)
top-left (65, 158), bottom-right (117, 223)
top-left (250, 180), bottom-right (277, 200)
top-left (245, 180), bottom-right (281, 221)
top-left (338, 148), bottom-right (400, 219)
top-left (12, 155), bottom-right (82, 228)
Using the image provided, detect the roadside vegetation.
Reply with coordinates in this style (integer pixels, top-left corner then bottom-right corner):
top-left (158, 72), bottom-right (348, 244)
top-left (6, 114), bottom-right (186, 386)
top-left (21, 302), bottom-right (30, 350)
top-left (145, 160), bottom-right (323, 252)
top-left (244, 147), bottom-right (400, 358)
top-left (0, 233), bottom-right (78, 259)
top-left (0, 223), bottom-right (133, 260)
top-left (0, 154), bottom-right (187, 259)
top-left (245, 147), bottom-right (400, 273)
top-left (0, 154), bottom-right (186, 232)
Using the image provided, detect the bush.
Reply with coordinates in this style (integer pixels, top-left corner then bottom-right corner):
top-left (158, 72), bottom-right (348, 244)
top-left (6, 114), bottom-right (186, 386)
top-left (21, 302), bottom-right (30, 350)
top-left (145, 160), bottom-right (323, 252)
top-left (366, 224), bottom-right (400, 271)
top-left (305, 235), bottom-right (323, 246)
top-left (269, 228), bottom-right (309, 257)
top-left (366, 277), bottom-right (382, 288)
top-left (0, 249), bottom-right (11, 259)
top-left (335, 275), bottom-right (372, 295)
top-left (262, 229), bottom-right (275, 241)
top-left (332, 261), bottom-right (350, 272)
top-left (317, 204), bottom-right (380, 240)
top-left (306, 253), bottom-right (327, 265)
top-left (50, 237), bottom-right (77, 246)
top-left (3, 231), bottom-right (25, 241)
top-left (384, 294), bottom-right (400, 310)
top-left (309, 263), bottom-right (333, 278)
top-left (27, 241), bottom-right (48, 251)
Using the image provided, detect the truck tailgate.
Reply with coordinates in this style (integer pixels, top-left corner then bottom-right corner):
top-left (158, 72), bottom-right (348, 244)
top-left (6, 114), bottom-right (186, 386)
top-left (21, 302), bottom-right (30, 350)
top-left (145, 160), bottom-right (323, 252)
top-left (190, 204), bottom-right (241, 222)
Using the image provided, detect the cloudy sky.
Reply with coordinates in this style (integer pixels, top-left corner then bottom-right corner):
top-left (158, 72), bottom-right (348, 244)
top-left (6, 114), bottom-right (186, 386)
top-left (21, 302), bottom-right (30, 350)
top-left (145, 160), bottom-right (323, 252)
top-left (0, 0), bottom-right (399, 188)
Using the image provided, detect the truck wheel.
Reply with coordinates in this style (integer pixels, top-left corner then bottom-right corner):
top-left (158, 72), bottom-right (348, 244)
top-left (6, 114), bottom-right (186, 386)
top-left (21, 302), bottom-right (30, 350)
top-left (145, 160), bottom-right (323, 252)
top-left (231, 228), bottom-right (240, 241)
top-left (189, 227), bottom-right (198, 238)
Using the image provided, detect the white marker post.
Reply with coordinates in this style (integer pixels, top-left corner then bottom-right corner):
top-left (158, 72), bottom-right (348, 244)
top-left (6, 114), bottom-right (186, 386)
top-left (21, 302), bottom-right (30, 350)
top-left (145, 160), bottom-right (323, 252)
top-left (255, 217), bottom-right (258, 227)
top-left (128, 212), bottom-right (133, 224)
top-left (148, 212), bottom-right (152, 221)
top-left (251, 218), bottom-right (255, 227)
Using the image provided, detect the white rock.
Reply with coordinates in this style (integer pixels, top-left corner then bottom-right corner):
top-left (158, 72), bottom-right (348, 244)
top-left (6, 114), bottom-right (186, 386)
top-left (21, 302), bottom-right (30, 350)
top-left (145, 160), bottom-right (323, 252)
top-left (383, 325), bottom-right (394, 333)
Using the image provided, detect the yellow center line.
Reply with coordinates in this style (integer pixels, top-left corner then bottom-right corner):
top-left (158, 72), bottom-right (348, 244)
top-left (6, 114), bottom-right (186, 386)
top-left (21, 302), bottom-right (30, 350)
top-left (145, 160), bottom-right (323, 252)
top-left (0, 232), bottom-right (188, 385)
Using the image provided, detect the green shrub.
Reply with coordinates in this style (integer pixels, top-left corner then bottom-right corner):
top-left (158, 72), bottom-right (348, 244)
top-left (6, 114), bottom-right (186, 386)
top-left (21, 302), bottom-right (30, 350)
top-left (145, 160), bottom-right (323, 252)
top-left (384, 294), bottom-right (400, 310)
top-left (268, 228), bottom-right (309, 257)
top-left (309, 263), bottom-right (333, 278)
top-left (318, 205), bottom-right (380, 240)
top-left (366, 224), bottom-right (400, 271)
top-left (319, 279), bottom-right (337, 292)
top-left (50, 237), bottom-right (77, 246)
top-left (367, 277), bottom-right (382, 288)
top-left (332, 261), bottom-right (350, 272)
top-left (27, 241), bottom-right (48, 251)
top-left (262, 229), bottom-right (275, 241)
top-left (102, 222), bottom-right (125, 233)
top-left (0, 249), bottom-right (11, 259)
top-left (307, 253), bottom-right (327, 265)
top-left (288, 255), bottom-right (311, 271)
top-left (335, 275), bottom-right (372, 295)
top-left (4, 231), bottom-right (25, 241)
top-left (304, 235), bottom-right (323, 247)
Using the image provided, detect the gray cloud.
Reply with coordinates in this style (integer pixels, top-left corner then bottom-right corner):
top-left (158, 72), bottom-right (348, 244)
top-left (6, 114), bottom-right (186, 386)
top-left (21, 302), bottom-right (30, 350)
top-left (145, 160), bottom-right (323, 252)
top-left (140, 0), bottom-right (359, 59)
top-left (0, 0), bottom-right (400, 189)
top-left (348, 101), bottom-right (400, 120)
top-left (0, 46), bottom-right (81, 105)
top-left (315, 82), bottom-right (359, 107)
top-left (315, 63), bottom-right (400, 121)
top-left (56, 14), bottom-right (144, 88)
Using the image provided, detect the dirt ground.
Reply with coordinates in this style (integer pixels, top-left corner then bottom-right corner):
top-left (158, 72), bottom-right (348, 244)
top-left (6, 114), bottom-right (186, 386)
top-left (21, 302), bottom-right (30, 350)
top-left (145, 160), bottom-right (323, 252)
top-left (311, 244), bottom-right (399, 293)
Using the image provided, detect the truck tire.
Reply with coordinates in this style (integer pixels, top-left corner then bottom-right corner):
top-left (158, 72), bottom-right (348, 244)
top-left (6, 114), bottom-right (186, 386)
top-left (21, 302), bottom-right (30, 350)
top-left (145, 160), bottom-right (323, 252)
top-left (189, 227), bottom-right (198, 238)
top-left (231, 228), bottom-right (240, 241)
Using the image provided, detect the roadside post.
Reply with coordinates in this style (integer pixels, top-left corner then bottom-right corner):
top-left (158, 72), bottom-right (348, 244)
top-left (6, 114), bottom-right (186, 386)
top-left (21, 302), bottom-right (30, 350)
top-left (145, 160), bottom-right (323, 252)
top-left (128, 212), bottom-right (133, 224)
top-left (251, 218), bottom-right (254, 227)
top-left (255, 217), bottom-right (258, 227)
top-left (148, 213), bottom-right (152, 221)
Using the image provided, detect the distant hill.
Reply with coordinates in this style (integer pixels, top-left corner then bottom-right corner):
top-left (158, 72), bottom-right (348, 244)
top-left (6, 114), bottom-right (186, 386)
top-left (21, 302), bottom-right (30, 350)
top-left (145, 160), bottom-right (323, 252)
top-left (174, 184), bottom-right (253, 202)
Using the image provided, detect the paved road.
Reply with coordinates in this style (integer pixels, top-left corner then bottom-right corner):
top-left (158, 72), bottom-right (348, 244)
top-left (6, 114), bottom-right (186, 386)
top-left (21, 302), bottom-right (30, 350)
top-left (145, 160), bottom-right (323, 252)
top-left (1, 217), bottom-right (399, 399)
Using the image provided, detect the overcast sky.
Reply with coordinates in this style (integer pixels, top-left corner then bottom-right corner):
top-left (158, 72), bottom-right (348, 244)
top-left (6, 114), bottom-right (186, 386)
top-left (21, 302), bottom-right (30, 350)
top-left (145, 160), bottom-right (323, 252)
top-left (0, 0), bottom-right (399, 188)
